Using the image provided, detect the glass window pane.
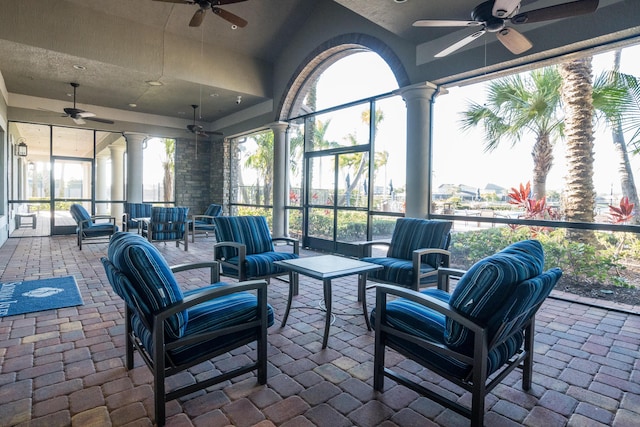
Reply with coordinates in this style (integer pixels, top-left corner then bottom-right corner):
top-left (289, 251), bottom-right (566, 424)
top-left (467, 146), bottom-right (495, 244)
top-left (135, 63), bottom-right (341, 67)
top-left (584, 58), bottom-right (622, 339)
top-left (309, 156), bottom-right (335, 206)
top-left (308, 103), bottom-right (370, 152)
top-left (143, 138), bottom-right (175, 203)
top-left (336, 210), bottom-right (367, 242)
top-left (52, 127), bottom-right (94, 158)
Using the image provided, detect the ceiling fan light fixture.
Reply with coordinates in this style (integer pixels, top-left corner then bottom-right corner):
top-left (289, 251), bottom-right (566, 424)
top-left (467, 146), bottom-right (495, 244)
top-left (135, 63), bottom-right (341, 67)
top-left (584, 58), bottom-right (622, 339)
top-left (73, 64), bottom-right (86, 70)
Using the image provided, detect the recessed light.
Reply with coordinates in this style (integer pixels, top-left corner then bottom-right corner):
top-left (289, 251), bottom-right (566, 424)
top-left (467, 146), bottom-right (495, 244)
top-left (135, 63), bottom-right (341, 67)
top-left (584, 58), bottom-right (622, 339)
top-left (128, 103), bottom-right (137, 108)
top-left (394, 0), bottom-right (407, 3)
top-left (73, 64), bottom-right (86, 70)
top-left (145, 80), bottom-right (163, 86)
top-left (210, 93), bottom-right (219, 97)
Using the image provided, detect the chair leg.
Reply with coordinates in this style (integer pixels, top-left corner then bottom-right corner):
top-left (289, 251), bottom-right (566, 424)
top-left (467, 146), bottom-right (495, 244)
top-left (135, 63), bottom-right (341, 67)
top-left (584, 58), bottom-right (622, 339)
top-left (522, 320), bottom-right (535, 390)
top-left (373, 291), bottom-right (386, 391)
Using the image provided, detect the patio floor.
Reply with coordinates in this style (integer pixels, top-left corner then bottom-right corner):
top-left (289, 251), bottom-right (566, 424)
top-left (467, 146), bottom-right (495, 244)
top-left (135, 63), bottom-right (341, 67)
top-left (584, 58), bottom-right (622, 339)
top-left (0, 234), bottom-right (638, 426)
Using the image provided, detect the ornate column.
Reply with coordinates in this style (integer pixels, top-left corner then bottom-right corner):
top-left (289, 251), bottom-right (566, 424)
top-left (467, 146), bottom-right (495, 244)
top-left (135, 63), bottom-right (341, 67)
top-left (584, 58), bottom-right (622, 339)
top-left (110, 143), bottom-right (126, 221)
top-left (270, 122), bottom-right (289, 237)
top-left (396, 82), bottom-right (439, 219)
top-left (96, 152), bottom-right (110, 215)
top-left (124, 133), bottom-right (146, 203)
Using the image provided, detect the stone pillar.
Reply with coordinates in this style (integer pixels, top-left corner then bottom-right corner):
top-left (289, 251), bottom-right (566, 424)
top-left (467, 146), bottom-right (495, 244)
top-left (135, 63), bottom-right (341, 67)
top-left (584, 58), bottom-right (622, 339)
top-left (396, 82), bottom-right (438, 219)
top-left (110, 144), bottom-right (126, 220)
top-left (124, 133), bottom-right (146, 203)
top-left (96, 152), bottom-right (109, 215)
top-left (270, 122), bottom-right (289, 237)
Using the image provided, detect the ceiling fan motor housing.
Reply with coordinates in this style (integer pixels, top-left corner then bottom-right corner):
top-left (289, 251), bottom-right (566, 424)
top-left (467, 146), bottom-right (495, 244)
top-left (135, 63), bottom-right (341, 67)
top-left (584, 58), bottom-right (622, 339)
top-left (472, 1), bottom-right (505, 32)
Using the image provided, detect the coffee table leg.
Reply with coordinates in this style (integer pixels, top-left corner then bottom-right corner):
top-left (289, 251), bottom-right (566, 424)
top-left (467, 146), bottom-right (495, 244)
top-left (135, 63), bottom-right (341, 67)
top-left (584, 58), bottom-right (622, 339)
top-left (361, 273), bottom-right (372, 331)
top-left (322, 278), bottom-right (332, 349)
top-left (281, 271), bottom-right (295, 327)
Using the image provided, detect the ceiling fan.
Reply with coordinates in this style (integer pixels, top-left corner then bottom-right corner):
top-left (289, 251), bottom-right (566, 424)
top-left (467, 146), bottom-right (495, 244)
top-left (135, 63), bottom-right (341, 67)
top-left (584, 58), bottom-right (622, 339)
top-left (154, 0), bottom-right (248, 28)
top-left (187, 105), bottom-right (223, 137)
top-left (62, 83), bottom-right (114, 125)
top-left (413, 0), bottom-right (599, 58)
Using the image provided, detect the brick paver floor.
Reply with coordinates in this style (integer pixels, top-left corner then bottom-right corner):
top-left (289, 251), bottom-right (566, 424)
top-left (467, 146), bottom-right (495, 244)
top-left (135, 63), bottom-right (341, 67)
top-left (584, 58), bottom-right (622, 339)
top-left (0, 235), bottom-right (638, 426)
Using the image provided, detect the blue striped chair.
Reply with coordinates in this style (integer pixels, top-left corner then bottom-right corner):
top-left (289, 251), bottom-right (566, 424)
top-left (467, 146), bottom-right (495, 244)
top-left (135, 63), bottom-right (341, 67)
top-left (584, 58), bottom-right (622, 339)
top-left (189, 203), bottom-right (222, 242)
top-left (101, 232), bottom-right (273, 427)
top-left (121, 202), bottom-right (153, 232)
top-left (371, 239), bottom-right (562, 427)
top-left (69, 203), bottom-right (118, 250)
top-left (213, 216), bottom-right (299, 288)
top-left (358, 218), bottom-right (452, 327)
top-left (142, 206), bottom-right (189, 251)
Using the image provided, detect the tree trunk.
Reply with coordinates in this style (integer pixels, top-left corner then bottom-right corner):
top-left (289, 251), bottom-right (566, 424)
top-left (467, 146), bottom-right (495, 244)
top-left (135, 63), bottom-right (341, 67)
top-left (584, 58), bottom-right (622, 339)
top-left (531, 132), bottom-right (553, 200)
top-left (610, 50), bottom-right (640, 223)
top-left (560, 57), bottom-right (596, 243)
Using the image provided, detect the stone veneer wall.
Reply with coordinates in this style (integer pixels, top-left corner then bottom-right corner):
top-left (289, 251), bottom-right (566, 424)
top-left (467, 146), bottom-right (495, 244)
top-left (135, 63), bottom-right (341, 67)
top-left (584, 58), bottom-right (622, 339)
top-left (174, 137), bottom-right (229, 215)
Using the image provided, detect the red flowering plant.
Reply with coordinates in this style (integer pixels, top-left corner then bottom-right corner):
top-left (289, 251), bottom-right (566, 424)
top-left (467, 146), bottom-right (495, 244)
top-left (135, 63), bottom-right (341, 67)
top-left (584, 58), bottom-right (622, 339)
top-left (507, 182), bottom-right (559, 236)
top-left (609, 196), bottom-right (635, 224)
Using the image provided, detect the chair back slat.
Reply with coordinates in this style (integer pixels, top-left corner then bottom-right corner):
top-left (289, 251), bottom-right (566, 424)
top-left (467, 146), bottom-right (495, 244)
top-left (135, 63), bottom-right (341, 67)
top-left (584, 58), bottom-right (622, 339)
top-left (149, 207), bottom-right (189, 240)
top-left (70, 204), bottom-right (93, 225)
top-left (387, 219), bottom-right (452, 267)
top-left (214, 216), bottom-right (274, 258)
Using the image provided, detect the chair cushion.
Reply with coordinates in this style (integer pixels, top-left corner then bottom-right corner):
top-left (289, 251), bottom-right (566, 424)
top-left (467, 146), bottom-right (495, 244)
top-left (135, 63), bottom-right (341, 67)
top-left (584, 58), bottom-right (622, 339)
top-left (214, 216), bottom-right (275, 258)
top-left (79, 223), bottom-right (116, 236)
top-left (101, 257), bottom-right (130, 300)
top-left (147, 207), bottom-right (189, 240)
top-left (222, 251), bottom-right (299, 278)
top-left (70, 204), bottom-right (93, 226)
top-left (360, 257), bottom-right (438, 287)
top-left (108, 232), bottom-right (187, 339)
top-left (488, 268), bottom-right (562, 346)
top-left (202, 204), bottom-right (222, 222)
top-left (124, 203), bottom-right (152, 228)
top-left (446, 239), bottom-right (545, 353)
top-left (387, 218), bottom-right (452, 267)
top-left (131, 282), bottom-right (275, 366)
top-left (371, 288), bottom-right (524, 378)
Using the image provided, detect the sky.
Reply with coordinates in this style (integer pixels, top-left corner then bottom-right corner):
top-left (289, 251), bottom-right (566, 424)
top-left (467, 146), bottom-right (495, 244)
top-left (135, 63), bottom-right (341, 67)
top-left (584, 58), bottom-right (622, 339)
top-left (433, 43), bottom-right (640, 198)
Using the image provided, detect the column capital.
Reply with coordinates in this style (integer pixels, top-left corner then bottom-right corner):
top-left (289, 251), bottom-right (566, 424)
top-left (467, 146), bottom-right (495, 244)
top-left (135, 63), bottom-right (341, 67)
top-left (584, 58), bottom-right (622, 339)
top-left (395, 81), bottom-right (439, 102)
top-left (268, 122), bottom-right (289, 133)
top-left (123, 132), bottom-right (148, 144)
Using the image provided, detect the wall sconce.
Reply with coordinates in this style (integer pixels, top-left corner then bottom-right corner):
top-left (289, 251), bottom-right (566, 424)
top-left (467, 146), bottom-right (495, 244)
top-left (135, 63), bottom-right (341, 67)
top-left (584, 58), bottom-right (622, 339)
top-left (16, 138), bottom-right (28, 157)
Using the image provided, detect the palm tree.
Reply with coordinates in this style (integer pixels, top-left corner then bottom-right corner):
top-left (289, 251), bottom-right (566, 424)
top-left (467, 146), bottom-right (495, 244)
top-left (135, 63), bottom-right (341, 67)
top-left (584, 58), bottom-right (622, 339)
top-left (161, 138), bottom-right (175, 203)
top-left (460, 67), bottom-right (564, 200)
top-left (560, 57), bottom-right (596, 242)
top-left (592, 50), bottom-right (640, 222)
top-left (245, 131), bottom-right (274, 206)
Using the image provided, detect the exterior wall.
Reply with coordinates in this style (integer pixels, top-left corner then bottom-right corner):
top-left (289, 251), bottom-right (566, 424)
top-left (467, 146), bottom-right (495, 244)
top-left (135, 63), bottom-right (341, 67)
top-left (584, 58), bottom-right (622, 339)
top-left (174, 137), bottom-right (229, 216)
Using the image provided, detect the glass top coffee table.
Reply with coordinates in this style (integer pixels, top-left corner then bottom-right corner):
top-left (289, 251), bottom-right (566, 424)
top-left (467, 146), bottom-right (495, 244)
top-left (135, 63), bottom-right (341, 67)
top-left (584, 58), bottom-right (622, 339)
top-left (274, 255), bottom-right (382, 349)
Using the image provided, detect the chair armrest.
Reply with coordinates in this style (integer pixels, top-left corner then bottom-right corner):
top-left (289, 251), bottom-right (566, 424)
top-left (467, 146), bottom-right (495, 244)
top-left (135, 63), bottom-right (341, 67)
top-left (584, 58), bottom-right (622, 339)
top-left (412, 248), bottom-right (451, 290)
top-left (171, 261), bottom-right (220, 284)
top-left (90, 215), bottom-right (117, 227)
top-left (192, 215), bottom-right (216, 223)
top-left (154, 279), bottom-right (269, 350)
top-left (374, 284), bottom-right (482, 364)
top-left (214, 241), bottom-right (246, 260)
top-left (272, 237), bottom-right (299, 255)
top-left (359, 241), bottom-right (391, 257)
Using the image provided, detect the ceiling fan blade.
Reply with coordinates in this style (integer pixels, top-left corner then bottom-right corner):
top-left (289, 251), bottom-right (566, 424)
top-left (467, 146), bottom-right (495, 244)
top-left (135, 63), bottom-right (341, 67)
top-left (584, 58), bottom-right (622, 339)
top-left (215, 0), bottom-right (248, 4)
top-left (492, 0), bottom-right (521, 18)
top-left (85, 117), bottom-right (115, 125)
top-left (435, 29), bottom-right (486, 57)
top-left (511, 0), bottom-right (599, 24)
top-left (152, 0), bottom-right (191, 3)
top-left (72, 117), bottom-right (86, 125)
top-left (413, 19), bottom-right (482, 28)
top-left (497, 27), bottom-right (533, 54)
top-left (189, 8), bottom-right (206, 27)
top-left (76, 111), bottom-right (96, 118)
top-left (212, 7), bottom-right (247, 27)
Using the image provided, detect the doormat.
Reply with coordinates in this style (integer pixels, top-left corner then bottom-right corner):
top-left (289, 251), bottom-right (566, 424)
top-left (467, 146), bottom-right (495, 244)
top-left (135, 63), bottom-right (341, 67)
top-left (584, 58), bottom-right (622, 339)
top-left (0, 276), bottom-right (83, 317)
